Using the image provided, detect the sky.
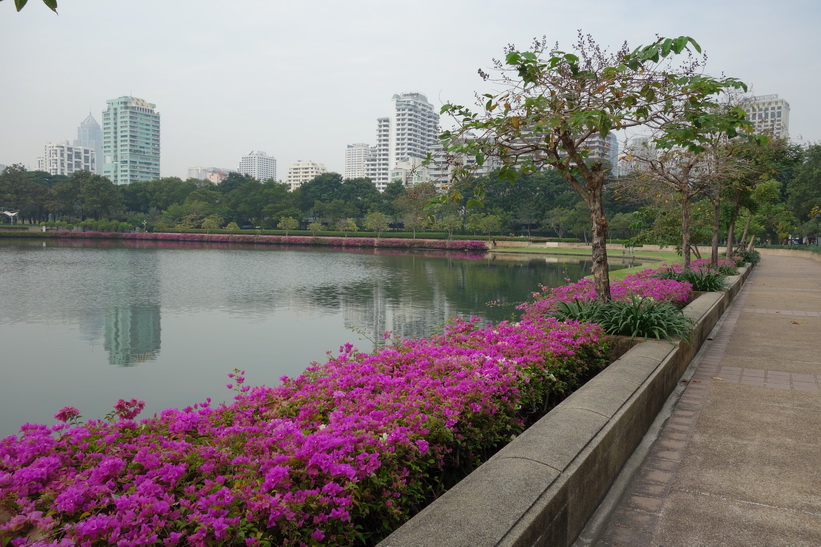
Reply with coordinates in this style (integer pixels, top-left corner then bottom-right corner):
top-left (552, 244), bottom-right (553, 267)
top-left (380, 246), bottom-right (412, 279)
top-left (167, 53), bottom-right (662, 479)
top-left (1, 0), bottom-right (819, 180)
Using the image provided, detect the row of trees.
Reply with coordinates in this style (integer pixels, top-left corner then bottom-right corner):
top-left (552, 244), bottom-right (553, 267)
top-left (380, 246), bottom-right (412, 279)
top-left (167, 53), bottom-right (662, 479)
top-left (0, 139), bottom-right (817, 245)
top-left (438, 32), bottom-right (817, 301)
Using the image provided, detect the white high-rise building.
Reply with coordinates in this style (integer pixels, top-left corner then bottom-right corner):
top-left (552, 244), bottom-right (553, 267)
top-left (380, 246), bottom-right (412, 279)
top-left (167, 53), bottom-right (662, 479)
top-left (74, 113), bottom-right (102, 174)
top-left (740, 94), bottom-right (790, 139)
top-left (237, 151), bottom-right (277, 181)
top-left (36, 140), bottom-right (95, 176)
top-left (365, 93), bottom-right (440, 191)
top-left (344, 143), bottom-right (370, 179)
top-left (286, 160), bottom-right (327, 191)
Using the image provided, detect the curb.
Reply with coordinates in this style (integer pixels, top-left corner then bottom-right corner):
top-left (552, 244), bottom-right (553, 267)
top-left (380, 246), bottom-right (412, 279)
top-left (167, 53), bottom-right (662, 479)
top-left (381, 266), bottom-right (751, 547)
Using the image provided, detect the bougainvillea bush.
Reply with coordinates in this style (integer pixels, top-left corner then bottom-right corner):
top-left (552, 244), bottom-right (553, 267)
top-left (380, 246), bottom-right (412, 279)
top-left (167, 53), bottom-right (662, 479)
top-left (0, 316), bottom-right (606, 546)
top-left (517, 268), bottom-right (693, 320)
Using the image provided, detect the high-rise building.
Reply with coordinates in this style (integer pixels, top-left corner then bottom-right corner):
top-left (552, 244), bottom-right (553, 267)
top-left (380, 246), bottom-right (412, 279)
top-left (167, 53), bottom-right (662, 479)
top-left (286, 160), bottom-right (327, 191)
top-left (364, 93), bottom-right (440, 191)
top-left (237, 151), bottom-right (277, 181)
top-left (36, 140), bottom-right (95, 176)
top-left (344, 143), bottom-right (370, 179)
top-left (75, 113), bottom-right (102, 174)
top-left (740, 94), bottom-right (790, 139)
top-left (102, 96), bottom-right (161, 185)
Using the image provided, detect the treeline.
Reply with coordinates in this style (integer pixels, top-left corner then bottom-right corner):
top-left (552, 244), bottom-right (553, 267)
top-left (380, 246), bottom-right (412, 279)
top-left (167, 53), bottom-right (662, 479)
top-left (1, 142), bottom-right (819, 243)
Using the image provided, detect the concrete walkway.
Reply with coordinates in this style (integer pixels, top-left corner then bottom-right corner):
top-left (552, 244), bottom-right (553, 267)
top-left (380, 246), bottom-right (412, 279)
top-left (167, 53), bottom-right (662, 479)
top-left (580, 255), bottom-right (821, 546)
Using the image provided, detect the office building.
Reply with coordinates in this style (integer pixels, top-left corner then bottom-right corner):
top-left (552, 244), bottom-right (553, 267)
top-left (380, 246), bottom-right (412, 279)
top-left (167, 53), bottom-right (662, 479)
top-left (102, 96), bottom-right (161, 185)
top-left (344, 143), bottom-right (370, 179)
top-left (75, 113), bottom-right (103, 174)
top-left (237, 151), bottom-right (277, 182)
top-left (364, 93), bottom-right (440, 191)
top-left (740, 94), bottom-right (790, 139)
top-left (286, 160), bottom-right (327, 191)
top-left (36, 140), bottom-right (95, 176)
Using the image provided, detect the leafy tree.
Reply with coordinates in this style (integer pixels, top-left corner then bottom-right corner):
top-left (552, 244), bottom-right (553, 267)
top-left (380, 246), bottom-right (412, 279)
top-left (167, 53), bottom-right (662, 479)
top-left (307, 221), bottom-right (324, 236)
top-left (335, 218), bottom-right (359, 237)
top-left (441, 33), bottom-right (743, 301)
top-left (277, 216), bottom-right (299, 235)
top-left (201, 214), bottom-right (224, 233)
top-left (394, 182), bottom-right (438, 237)
top-left (786, 144), bottom-right (821, 224)
top-left (435, 215), bottom-right (462, 239)
top-left (542, 207), bottom-right (574, 238)
top-left (363, 211), bottom-right (390, 237)
top-left (226, 221), bottom-right (240, 233)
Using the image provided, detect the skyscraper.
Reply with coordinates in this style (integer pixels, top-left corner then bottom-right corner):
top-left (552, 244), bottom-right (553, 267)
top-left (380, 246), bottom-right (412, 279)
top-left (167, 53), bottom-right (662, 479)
top-left (365, 93), bottom-right (440, 191)
top-left (75, 113), bottom-right (102, 174)
top-left (102, 96), bottom-right (160, 185)
top-left (740, 94), bottom-right (790, 139)
top-left (238, 151), bottom-right (277, 181)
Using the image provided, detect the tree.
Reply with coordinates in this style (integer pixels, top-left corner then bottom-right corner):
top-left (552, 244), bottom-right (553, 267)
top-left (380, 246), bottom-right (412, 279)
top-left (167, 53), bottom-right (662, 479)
top-left (307, 221), bottom-right (324, 236)
top-left (363, 211), bottom-right (390, 237)
top-left (335, 218), bottom-right (358, 237)
top-left (441, 33), bottom-right (742, 301)
top-left (394, 182), bottom-right (438, 238)
top-left (542, 207), bottom-right (574, 238)
top-left (277, 216), bottom-right (299, 235)
top-left (201, 214), bottom-right (224, 233)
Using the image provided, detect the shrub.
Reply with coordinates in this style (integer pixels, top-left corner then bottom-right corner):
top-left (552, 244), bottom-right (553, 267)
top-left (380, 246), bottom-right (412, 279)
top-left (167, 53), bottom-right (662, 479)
top-left (654, 267), bottom-right (727, 292)
top-left (551, 296), bottom-right (693, 341)
top-left (734, 249), bottom-right (760, 266)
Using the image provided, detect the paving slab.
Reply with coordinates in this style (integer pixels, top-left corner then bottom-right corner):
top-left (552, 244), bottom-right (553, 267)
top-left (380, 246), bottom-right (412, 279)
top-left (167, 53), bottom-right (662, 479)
top-left (579, 255), bottom-right (821, 547)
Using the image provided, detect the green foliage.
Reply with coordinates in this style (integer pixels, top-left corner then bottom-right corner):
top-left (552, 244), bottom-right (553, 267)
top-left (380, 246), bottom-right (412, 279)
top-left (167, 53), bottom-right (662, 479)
top-left (734, 249), bottom-right (760, 266)
top-left (5, 0), bottom-right (58, 12)
top-left (362, 211), bottom-right (391, 237)
top-left (551, 296), bottom-right (693, 341)
top-left (654, 268), bottom-right (728, 292)
top-left (277, 216), bottom-right (299, 235)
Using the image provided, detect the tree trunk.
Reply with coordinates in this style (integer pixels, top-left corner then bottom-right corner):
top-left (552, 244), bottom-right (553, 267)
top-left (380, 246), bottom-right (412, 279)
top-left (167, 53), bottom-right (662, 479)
top-left (711, 199), bottom-right (721, 267)
top-left (681, 193), bottom-right (692, 271)
top-left (588, 188), bottom-right (611, 303)
top-left (737, 215), bottom-right (752, 252)
top-left (725, 189), bottom-right (743, 258)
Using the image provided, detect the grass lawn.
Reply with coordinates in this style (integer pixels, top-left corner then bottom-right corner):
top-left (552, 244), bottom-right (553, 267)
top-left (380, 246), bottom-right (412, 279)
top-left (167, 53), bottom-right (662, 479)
top-left (490, 245), bottom-right (683, 281)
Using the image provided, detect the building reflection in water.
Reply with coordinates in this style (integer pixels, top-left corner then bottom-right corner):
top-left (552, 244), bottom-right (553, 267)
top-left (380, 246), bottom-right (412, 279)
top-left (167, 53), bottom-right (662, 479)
top-left (104, 306), bottom-right (161, 366)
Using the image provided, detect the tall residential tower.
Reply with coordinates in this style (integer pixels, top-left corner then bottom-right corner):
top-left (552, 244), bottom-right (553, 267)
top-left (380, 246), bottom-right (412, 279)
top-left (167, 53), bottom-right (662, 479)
top-left (740, 94), bottom-right (790, 140)
top-left (365, 93), bottom-right (439, 190)
top-left (102, 96), bottom-right (161, 185)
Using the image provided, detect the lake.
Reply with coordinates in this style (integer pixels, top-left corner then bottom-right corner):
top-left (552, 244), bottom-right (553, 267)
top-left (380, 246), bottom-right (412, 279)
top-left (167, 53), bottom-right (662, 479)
top-left (0, 238), bottom-right (631, 438)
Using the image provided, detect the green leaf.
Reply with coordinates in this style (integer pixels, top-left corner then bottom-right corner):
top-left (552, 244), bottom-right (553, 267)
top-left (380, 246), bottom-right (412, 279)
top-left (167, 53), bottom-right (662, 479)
top-left (15, 0), bottom-right (29, 11)
top-left (43, 0), bottom-right (57, 11)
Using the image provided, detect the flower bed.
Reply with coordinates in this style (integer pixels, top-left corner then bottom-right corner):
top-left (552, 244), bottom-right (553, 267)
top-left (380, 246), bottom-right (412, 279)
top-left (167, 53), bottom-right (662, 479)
top-left (517, 268), bottom-right (693, 319)
top-left (19, 231), bottom-right (489, 253)
top-left (0, 316), bottom-right (606, 546)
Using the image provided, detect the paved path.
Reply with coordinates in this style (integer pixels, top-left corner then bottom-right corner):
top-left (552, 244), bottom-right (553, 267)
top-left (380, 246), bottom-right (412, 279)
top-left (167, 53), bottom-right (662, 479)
top-left (581, 255), bottom-right (821, 546)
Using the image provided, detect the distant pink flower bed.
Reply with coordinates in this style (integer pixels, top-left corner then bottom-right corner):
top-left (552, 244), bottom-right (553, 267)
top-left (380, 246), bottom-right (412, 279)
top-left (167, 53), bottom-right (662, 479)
top-left (0, 315), bottom-right (606, 545)
top-left (48, 231), bottom-right (489, 252)
top-left (517, 268), bottom-right (693, 318)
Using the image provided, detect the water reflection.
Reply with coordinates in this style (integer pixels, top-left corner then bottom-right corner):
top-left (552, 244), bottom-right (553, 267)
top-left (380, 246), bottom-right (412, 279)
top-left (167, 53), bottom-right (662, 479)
top-left (0, 238), bottom-right (639, 438)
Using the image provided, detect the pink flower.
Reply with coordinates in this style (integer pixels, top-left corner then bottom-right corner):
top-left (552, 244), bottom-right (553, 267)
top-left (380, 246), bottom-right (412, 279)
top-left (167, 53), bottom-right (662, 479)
top-left (54, 406), bottom-right (81, 423)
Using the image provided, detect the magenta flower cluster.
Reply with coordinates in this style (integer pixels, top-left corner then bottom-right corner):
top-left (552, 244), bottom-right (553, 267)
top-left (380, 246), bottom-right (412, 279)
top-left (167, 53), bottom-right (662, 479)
top-left (664, 258), bottom-right (738, 274)
top-left (517, 268), bottom-right (693, 318)
top-left (0, 316), bottom-right (606, 545)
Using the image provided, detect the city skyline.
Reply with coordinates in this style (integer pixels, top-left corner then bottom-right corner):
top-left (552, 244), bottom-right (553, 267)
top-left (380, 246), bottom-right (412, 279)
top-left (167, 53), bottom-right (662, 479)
top-left (2, 0), bottom-right (819, 181)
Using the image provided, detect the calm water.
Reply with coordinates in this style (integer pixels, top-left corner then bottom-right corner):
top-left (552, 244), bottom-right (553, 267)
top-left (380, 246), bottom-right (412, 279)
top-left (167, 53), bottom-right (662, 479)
top-left (0, 238), bottom-right (629, 438)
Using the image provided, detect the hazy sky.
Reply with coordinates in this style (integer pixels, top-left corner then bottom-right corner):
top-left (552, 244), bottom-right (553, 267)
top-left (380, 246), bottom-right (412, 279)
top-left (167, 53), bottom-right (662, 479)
top-left (2, 0), bottom-right (818, 180)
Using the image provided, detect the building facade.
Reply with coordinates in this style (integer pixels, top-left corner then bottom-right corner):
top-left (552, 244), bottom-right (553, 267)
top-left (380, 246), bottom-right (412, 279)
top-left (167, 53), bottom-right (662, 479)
top-left (75, 113), bottom-right (103, 174)
top-left (286, 160), bottom-right (327, 191)
top-left (102, 96), bottom-right (161, 185)
top-left (36, 140), bottom-right (95, 176)
top-left (237, 151), bottom-right (277, 182)
top-left (364, 93), bottom-right (440, 191)
top-left (740, 94), bottom-right (790, 139)
top-left (344, 143), bottom-right (370, 179)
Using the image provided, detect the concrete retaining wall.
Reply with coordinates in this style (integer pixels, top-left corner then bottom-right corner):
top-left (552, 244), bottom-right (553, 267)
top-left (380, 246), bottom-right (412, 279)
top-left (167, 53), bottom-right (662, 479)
top-left (381, 266), bottom-right (751, 547)
top-left (758, 248), bottom-right (821, 263)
